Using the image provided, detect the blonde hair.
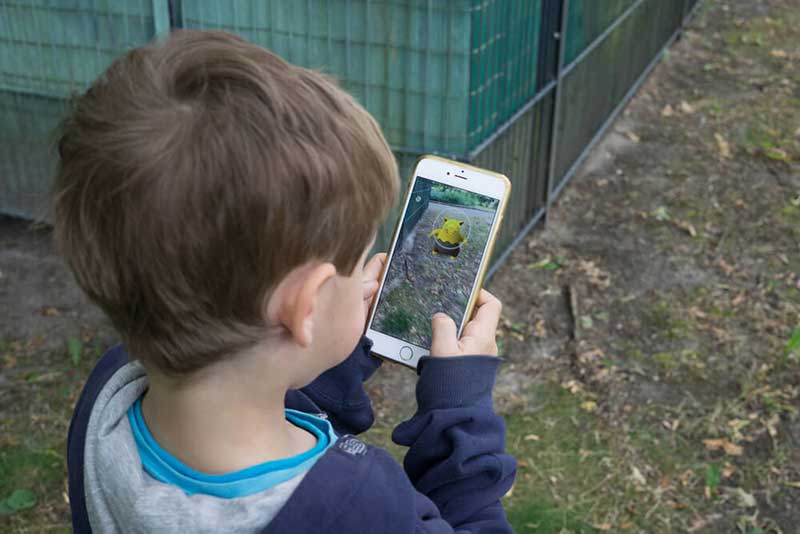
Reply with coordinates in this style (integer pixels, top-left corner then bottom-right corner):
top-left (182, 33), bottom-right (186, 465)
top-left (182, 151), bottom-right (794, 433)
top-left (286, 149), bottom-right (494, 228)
top-left (53, 30), bottom-right (399, 375)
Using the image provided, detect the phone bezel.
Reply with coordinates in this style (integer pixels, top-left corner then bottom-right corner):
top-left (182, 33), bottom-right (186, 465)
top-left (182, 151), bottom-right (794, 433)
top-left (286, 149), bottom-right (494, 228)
top-left (365, 155), bottom-right (510, 368)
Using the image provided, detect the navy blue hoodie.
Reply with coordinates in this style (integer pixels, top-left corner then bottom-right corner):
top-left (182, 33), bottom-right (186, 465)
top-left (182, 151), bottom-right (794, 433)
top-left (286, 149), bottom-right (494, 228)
top-left (67, 337), bottom-right (517, 532)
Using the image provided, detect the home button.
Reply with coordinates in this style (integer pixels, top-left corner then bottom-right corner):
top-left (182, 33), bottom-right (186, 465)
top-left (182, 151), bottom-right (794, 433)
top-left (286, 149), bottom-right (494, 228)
top-left (399, 346), bottom-right (413, 361)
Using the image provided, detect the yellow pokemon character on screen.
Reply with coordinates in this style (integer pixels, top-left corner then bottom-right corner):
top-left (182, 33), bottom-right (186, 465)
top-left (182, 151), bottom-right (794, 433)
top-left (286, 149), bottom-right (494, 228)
top-left (429, 217), bottom-right (467, 259)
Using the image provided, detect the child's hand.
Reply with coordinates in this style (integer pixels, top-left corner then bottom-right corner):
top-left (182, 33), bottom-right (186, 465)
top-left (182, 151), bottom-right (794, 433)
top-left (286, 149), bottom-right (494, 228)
top-left (363, 253), bottom-right (387, 320)
top-left (430, 290), bottom-right (501, 357)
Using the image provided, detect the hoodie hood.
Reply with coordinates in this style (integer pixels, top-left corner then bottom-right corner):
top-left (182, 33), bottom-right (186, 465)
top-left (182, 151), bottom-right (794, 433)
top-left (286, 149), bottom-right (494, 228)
top-left (82, 360), bottom-right (306, 534)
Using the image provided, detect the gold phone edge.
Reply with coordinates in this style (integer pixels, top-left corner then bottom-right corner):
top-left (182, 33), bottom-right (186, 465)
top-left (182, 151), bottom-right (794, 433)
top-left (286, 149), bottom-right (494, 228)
top-left (367, 154), bottom-right (512, 369)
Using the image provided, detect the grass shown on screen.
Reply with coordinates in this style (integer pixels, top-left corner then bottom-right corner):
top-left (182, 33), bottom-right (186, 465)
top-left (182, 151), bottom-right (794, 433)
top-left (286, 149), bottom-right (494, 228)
top-left (372, 178), bottom-right (499, 348)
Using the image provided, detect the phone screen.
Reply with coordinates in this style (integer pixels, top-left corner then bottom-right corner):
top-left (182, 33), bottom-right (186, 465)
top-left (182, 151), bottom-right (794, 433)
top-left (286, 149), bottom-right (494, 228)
top-left (371, 176), bottom-right (500, 349)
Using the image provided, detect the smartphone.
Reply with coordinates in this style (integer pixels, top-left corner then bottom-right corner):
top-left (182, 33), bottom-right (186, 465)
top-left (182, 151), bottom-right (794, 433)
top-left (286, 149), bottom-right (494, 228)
top-left (366, 155), bottom-right (511, 368)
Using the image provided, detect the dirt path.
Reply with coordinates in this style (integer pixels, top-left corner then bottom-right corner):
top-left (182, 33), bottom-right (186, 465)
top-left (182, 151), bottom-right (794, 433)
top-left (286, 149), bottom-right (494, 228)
top-left (370, 0), bottom-right (800, 531)
top-left (1, 1), bottom-right (798, 531)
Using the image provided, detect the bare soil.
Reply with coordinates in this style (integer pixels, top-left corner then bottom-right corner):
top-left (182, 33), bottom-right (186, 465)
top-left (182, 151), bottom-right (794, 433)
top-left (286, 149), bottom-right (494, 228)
top-left (373, 200), bottom-right (495, 348)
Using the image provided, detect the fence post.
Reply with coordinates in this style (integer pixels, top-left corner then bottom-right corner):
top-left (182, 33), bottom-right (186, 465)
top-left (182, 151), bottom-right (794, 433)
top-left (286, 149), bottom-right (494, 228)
top-left (151, 0), bottom-right (171, 36)
top-left (543, 0), bottom-right (569, 225)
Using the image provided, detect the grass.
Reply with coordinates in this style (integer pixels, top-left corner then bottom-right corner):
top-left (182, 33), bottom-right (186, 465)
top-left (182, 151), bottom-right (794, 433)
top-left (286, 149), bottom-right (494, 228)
top-left (381, 308), bottom-right (415, 338)
top-left (365, 382), bottom-right (614, 532)
top-left (502, 385), bottom-right (609, 532)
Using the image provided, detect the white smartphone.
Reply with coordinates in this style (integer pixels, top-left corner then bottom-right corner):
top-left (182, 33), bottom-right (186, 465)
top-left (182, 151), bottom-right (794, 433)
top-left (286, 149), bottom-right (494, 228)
top-left (366, 155), bottom-right (511, 368)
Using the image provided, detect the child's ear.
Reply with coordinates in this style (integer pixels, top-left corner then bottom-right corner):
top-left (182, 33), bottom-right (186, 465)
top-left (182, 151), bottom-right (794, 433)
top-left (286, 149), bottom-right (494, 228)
top-left (265, 262), bottom-right (337, 347)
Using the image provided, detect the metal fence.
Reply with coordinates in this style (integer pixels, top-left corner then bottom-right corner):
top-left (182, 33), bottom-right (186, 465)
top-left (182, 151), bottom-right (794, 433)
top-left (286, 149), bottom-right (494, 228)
top-left (0, 0), bottom-right (701, 276)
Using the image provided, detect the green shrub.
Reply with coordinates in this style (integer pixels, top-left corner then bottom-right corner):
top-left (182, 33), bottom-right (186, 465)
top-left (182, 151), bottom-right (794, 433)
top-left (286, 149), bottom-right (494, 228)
top-left (430, 184), bottom-right (497, 209)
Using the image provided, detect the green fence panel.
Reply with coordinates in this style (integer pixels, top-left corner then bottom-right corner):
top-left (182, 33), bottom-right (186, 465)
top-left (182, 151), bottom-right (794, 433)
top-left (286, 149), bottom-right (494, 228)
top-left (0, 0), bottom-right (161, 97)
top-left (467, 0), bottom-right (543, 150)
top-left (180, 0), bottom-right (473, 155)
top-left (0, 92), bottom-right (66, 219)
top-left (0, 0), bottom-right (168, 220)
top-left (0, 0), bottom-right (701, 273)
top-left (554, 0), bottom-right (685, 184)
top-left (563, 0), bottom-right (637, 65)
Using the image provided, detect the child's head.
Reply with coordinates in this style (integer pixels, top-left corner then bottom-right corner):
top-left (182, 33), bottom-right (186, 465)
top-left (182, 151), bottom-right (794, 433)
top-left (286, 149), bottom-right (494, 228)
top-left (54, 30), bottom-right (399, 380)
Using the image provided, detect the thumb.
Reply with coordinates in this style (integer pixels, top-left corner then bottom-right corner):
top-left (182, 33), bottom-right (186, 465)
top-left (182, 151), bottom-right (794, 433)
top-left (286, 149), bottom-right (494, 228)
top-left (430, 313), bottom-right (459, 357)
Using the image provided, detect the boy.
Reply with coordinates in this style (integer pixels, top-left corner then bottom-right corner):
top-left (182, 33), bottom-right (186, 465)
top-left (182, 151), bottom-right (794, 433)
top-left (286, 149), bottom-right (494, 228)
top-left (57, 31), bottom-right (516, 533)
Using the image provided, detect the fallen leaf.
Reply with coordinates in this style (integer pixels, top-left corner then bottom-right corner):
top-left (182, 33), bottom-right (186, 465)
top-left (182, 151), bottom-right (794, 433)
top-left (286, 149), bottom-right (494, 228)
top-left (715, 133), bottom-right (731, 158)
top-left (626, 131), bottom-right (641, 143)
top-left (731, 293), bottom-right (745, 307)
top-left (27, 335), bottom-right (45, 351)
top-left (534, 319), bottom-right (546, 338)
top-left (688, 518), bottom-right (707, 532)
top-left (680, 100), bottom-right (695, 114)
top-left (733, 488), bottom-right (756, 508)
top-left (784, 481), bottom-right (800, 488)
top-left (593, 523), bottom-right (613, 531)
top-left (530, 256), bottom-right (555, 270)
top-left (631, 466), bottom-right (647, 485)
top-left (770, 49), bottom-right (788, 58)
top-left (735, 199), bottom-right (745, 208)
top-left (679, 469), bottom-right (694, 486)
top-left (703, 438), bottom-right (743, 456)
top-left (689, 307), bottom-right (707, 319)
top-left (577, 260), bottom-right (611, 289)
top-left (661, 104), bottom-right (675, 117)
top-left (765, 147), bottom-right (790, 162)
top-left (703, 438), bottom-right (726, 451)
top-left (662, 419), bottom-right (680, 432)
top-left (718, 259), bottom-right (734, 276)
top-left (523, 434), bottom-right (541, 441)
top-left (675, 220), bottom-right (697, 237)
top-left (652, 206), bottom-right (671, 221)
top-left (40, 306), bottom-right (59, 317)
top-left (722, 463), bottom-right (736, 479)
top-left (765, 414), bottom-right (780, 437)
top-left (581, 400), bottom-right (597, 412)
top-left (578, 348), bottom-right (604, 363)
top-left (723, 441), bottom-right (743, 456)
top-left (2, 355), bottom-right (17, 370)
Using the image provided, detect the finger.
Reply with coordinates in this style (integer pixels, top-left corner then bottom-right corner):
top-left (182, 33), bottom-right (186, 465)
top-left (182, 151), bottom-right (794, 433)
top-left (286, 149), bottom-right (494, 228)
top-left (430, 313), bottom-right (460, 357)
top-left (363, 253), bottom-right (387, 282)
top-left (465, 290), bottom-right (502, 336)
top-left (362, 279), bottom-right (379, 300)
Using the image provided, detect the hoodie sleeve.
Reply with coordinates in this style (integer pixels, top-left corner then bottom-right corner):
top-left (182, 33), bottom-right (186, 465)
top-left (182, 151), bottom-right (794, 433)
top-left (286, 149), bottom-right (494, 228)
top-left (392, 356), bottom-right (517, 533)
top-left (291, 336), bottom-right (382, 436)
